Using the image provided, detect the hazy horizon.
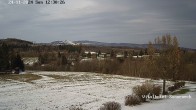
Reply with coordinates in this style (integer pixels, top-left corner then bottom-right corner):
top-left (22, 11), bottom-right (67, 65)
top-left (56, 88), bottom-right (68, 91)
top-left (0, 0), bottom-right (196, 49)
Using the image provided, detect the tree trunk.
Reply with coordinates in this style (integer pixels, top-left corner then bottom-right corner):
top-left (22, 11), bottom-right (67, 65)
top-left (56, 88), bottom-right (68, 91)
top-left (172, 72), bottom-right (175, 81)
top-left (162, 79), bottom-right (166, 95)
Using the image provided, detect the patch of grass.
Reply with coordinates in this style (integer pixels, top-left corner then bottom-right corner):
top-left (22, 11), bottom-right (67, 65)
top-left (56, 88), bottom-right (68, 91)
top-left (45, 74), bottom-right (96, 82)
top-left (44, 74), bottom-right (73, 82)
top-left (76, 74), bottom-right (92, 81)
top-left (99, 74), bottom-right (137, 81)
top-left (172, 89), bottom-right (190, 95)
top-left (0, 74), bottom-right (42, 83)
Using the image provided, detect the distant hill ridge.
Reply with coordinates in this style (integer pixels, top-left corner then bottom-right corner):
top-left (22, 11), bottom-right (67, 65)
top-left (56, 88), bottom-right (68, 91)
top-left (0, 38), bottom-right (33, 45)
top-left (0, 38), bottom-right (195, 51)
top-left (74, 40), bottom-right (196, 51)
top-left (74, 40), bottom-right (151, 48)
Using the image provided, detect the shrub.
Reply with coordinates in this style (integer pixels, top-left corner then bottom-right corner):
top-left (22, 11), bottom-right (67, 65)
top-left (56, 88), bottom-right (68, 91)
top-left (174, 82), bottom-right (181, 89)
top-left (151, 85), bottom-right (161, 96)
top-left (179, 81), bottom-right (185, 87)
top-left (168, 81), bottom-right (186, 92)
top-left (69, 106), bottom-right (84, 110)
top-left (182, 81), bottom-right (185, 86)
top-left (132, 82), bottom-right (153, 102)
top-left (125, 94), bottom-right (141, 106)
top-left (168, 86), bottom-right (175, 92)
top-left (132, 82), bottom-right (161, 101)
top-left (99, 101), bottom-right (121, 110)
top-left (168, 81), bottom-right (185, 92)
top-left (174, 81), bottom-right (186, 89)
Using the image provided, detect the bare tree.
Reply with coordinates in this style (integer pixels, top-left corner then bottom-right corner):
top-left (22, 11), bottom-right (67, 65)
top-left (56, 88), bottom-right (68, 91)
top-left (150, 35), bottom-right (181, 94)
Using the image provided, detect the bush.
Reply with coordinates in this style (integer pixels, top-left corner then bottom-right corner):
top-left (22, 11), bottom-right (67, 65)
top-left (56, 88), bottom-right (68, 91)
top-left (125, 94), bottom-right (141, 106)
top-left (168, 86), bottom-right (175, 92)
top-left (168, 81), bottom-right (185, 92)
top-left (69, 106), bottom-right (84, 110)
top-left (151, 85), bottom-right (161, 96)
top-left (174, 81), bottom-right (186, 89)
top-left (182, 81), bottom-right (185, 86)
top-left (174, 82), bottom-right (181, 89)
top-left (132, 82), bottom-right (153, 102)
top-left (179, 81), bottom-right (185, 87)
top-left (99, 101), bottom-right (121, 110)
top-left (132, 82), bottom-right (161, 101)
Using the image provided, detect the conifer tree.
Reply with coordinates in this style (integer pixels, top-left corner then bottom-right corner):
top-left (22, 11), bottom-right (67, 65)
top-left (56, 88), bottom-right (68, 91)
top-left (12, 53), bottom-right (24, 73)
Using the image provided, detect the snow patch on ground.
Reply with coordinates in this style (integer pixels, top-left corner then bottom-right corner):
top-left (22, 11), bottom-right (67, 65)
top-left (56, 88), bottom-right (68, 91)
top-left (0, 72), bottom-right (195, 110)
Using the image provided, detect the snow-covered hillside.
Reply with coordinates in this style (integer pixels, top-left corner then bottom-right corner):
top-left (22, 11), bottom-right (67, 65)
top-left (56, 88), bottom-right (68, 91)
top-left (0, 72), bottom-right (195, 110)
top-left (51, 40), bottom-right (77, 45)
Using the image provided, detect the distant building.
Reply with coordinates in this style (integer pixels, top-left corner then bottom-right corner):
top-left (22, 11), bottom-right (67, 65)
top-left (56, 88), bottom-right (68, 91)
top-left (99, 53), bottom-right (106, 58)
top-left (132, 56), bottom-right (138, 59)
top-left (116, 54), bottom-right (124, 58)
top-left (84, 51), bottom-right (97, 59)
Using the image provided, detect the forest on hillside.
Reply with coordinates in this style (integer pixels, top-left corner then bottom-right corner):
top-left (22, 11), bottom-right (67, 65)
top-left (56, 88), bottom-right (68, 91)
top-left (0, 35), bottom-right (196, 81)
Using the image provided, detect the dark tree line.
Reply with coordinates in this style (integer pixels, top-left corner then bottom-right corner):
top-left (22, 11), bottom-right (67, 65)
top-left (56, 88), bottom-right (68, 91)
top-left (0, 43), bottom-right (24, 73)
top-left (0, 43), bottom-right (10, 71)
top-left (11, 53), bottom-right (25, 73)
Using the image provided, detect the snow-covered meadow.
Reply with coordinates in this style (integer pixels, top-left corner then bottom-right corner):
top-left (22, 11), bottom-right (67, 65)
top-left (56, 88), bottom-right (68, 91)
top-left (0, 72), bottom-right (195, 110)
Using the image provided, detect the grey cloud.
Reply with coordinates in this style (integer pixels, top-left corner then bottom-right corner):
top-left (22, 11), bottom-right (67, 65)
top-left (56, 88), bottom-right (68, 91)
top-left (0, 0), bottom-right (196, 48)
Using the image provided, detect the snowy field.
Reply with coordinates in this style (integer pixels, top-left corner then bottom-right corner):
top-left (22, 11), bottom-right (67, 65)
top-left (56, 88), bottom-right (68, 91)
top-left (0, 72), bottom-right (195, 110)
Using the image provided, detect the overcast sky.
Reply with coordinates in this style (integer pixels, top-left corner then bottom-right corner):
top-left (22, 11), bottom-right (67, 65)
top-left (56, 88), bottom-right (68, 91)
top-left (0, 0), bottom-right (196, 48)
